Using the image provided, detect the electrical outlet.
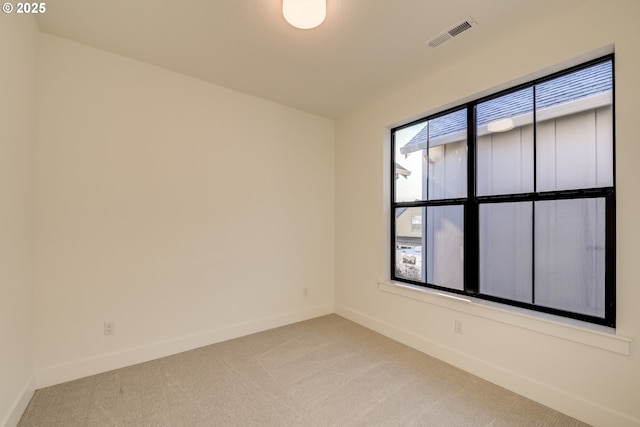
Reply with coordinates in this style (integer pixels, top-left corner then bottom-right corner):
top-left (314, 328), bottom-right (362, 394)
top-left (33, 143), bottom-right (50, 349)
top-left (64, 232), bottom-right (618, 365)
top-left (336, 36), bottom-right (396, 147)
top-left (303, 288), bottom-right (309, 297)
top-left (104, 321), bottom-right (115, 336)
top-left (454, 320), bottom-right (464, 335)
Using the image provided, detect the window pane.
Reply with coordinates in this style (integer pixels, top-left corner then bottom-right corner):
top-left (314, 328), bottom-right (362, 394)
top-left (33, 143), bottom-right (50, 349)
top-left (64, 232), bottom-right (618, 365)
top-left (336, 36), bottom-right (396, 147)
top-left (395, 110), bottom-right (466, 202)
top-left (479, 202), bottom-right (532, 303)
top-left (477, 88), bottom-right (534, 196)
top-left (536, 61), bottom-right (613, 192)
top-left (395, 207), bottom-right (424, 281)
top-left (426, 205), bottom-right (464, 290)
top-left (394, 122), bottom-right (427, 202)
top-left (534, 198), bottom-right (606, 317)
top-left (427, 110), bottom-right (467, 199)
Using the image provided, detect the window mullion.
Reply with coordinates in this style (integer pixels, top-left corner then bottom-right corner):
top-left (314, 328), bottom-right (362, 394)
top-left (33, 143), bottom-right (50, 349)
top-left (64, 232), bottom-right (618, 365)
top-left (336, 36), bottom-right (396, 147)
top-left (464, 105), bottom-right (478, 296)
top-left (605, 193), bottom-right (616, 325)
top-left (390, 132), bottom-right (396, 282)
top-left (532, 85), bottom-right (537, 305)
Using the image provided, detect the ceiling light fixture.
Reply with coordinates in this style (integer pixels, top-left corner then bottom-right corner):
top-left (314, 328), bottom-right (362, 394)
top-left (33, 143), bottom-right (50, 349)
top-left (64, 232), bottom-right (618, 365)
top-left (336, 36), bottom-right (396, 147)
top-left (282, 0), bottom-right (326, 29)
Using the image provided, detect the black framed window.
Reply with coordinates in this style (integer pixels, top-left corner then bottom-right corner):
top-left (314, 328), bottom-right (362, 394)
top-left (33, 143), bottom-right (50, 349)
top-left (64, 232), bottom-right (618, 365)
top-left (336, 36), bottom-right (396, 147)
top-left (391, 56), bottom-right (615, 327)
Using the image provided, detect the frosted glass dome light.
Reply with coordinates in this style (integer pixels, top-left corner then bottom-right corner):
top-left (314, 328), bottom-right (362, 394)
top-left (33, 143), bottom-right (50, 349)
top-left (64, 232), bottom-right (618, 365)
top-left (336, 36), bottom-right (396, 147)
top-left (283, 0), bottom-right (326, 29)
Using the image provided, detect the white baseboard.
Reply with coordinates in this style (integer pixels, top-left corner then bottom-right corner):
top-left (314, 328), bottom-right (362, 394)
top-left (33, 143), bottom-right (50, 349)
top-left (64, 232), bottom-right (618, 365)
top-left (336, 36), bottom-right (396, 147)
top-left (334, 304), bottom-right (640, 427)
top-left (35, 304), bottom-right (334, 389)
top-left (1, 374), bottom-right (35, 427)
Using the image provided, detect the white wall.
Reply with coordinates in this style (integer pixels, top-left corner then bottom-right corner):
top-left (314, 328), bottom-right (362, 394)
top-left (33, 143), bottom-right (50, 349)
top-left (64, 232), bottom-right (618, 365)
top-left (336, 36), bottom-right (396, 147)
top-left (335, 1), bottom-right (640, 426)
top-left (34, 34), bottom-right (335, 386)
top-left (0, 15), bottom-right (38, 427)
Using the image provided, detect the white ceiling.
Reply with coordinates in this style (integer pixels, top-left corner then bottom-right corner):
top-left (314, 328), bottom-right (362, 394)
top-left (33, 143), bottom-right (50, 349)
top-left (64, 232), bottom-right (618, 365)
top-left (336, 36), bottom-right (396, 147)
top-left (35, 0), bottom-right (585, 119)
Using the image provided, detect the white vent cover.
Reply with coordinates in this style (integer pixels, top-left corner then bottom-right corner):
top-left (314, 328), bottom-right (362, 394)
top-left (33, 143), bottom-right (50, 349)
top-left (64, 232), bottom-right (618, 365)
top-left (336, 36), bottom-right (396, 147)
top-left (426, 16), bottom-right (478, 48)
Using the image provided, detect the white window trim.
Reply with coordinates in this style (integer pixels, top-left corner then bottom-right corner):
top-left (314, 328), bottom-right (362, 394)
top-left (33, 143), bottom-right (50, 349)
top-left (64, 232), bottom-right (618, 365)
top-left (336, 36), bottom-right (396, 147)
top-left (378, 280), bottom-right (631, 355)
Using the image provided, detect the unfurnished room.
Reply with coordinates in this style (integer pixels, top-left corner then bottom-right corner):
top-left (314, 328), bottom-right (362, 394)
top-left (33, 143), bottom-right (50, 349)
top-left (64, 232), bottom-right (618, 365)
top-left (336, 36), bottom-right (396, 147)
top-left (1, 1), bottom-right (639, 426)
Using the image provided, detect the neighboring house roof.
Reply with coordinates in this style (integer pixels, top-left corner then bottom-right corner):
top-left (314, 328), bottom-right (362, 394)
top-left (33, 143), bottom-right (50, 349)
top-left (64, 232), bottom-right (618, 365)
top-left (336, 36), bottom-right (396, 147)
top-left (395, 207), bottom-right (408, 219)
top-left (395, 162), bottom-right (411, 178)
top-left (400, 61), bottom-right (612, 154)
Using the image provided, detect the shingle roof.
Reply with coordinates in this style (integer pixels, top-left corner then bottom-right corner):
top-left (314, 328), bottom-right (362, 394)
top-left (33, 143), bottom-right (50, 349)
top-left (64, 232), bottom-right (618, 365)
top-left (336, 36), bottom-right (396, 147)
top-left (401, 61), bottom-right (612, 152)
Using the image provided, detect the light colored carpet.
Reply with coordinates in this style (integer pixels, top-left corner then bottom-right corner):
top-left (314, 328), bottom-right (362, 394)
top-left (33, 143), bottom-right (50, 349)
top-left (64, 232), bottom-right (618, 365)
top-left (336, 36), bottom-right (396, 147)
top-left (18, 314), bottom-right (590, 426)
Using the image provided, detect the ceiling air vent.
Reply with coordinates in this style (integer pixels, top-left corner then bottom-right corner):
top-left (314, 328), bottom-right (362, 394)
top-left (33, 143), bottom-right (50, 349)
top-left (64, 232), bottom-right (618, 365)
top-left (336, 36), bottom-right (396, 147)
top-left (426, 16), bottom-right (477, 48)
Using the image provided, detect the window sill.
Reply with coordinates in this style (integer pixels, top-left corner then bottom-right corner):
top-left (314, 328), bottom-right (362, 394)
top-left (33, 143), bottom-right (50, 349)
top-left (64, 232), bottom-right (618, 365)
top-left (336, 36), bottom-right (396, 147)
top-left (378, 280), bottom-right (631, 355)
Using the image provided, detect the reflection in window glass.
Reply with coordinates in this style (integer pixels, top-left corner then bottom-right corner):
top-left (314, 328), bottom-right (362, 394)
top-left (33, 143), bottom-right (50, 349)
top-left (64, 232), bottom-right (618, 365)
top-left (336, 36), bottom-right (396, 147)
top-left (477, 88), bottom-right (534, 196)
